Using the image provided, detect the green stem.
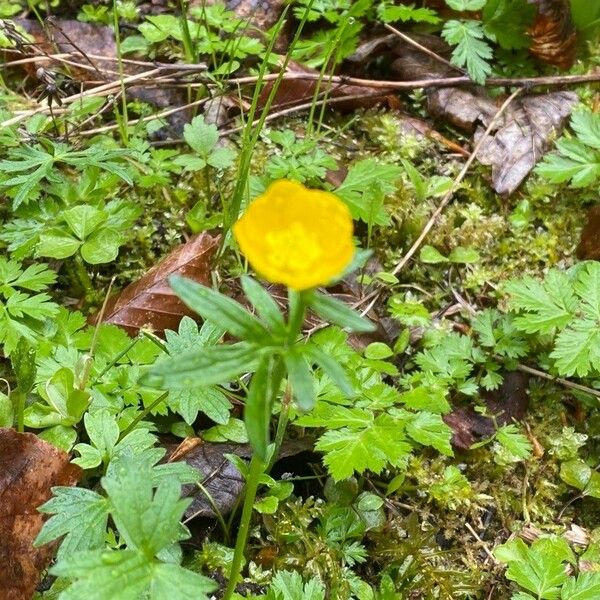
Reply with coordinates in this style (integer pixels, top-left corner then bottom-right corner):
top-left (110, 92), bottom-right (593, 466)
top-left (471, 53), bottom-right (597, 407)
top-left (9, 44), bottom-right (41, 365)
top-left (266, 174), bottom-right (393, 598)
top-left (91, 336), bottom-right (140, 385)
top-left (15, 391), bottom-right (25, 433)
top-left (269, 383), bottom-right (292, 472)
top-left (223, 291), bottom-right (307, 598)
top-left (222, 453), bottom-right (265, 600)
top-left (118, 391), bottom-right (168, 441)
top-left (112, 0), bottom-right (128, 143)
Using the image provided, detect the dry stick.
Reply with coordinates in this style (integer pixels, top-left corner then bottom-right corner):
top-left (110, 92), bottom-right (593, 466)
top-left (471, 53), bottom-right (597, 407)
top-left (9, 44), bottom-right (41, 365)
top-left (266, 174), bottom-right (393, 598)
top-left (77, 96), bottom-right (210, 136)
top-left (383, 23), bottom-right (463, 73)
top-left (391, 87), bottom-right (523, 276)
top-left (4, 67), bottom-right (600, 129)
top-left (0, 66), bottom-right (164, 127)
top-left (515, 363), bottom-right (600, 399)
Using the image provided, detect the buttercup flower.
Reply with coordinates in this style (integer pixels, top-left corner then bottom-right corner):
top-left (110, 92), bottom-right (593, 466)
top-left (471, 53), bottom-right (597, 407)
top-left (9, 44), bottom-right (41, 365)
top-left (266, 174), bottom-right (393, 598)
top-left (233, 179), bottom-right (354, 291)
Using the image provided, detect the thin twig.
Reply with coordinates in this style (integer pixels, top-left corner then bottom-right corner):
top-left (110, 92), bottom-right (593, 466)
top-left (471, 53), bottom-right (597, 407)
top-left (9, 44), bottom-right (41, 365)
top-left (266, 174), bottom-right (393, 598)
top-left (391, 88), bottom-right (522, 276)
top-left (464, 522), bottom-right (499, 565)
top-left (515, 363), bottom-right (600, 399)
top-left (383, 23), bottom-right (462, 73)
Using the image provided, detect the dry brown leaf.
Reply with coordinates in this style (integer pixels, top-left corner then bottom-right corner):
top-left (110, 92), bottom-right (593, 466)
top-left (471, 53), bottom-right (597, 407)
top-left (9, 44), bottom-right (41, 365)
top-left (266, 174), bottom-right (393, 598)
top-left (11, 18), bottom-right (187, 131)
top-left (529, 0), bottom-right (577, 69)
top-left (576, 205), bottom-right (600, 261)
top-left (93, 232), bottom-right (219, 337)
top-left (473, 90), bottom-right (578, 195)
top-left (443, 371), bottom-right (529, 450)
top-left (0, 429), bottom-right (81, 600)
top-left (166, 437), bottom-right (313, 519)
top-left (391, 35), bottom-right (578, 195)
top-left (260, 61), bottom-right (392, 112)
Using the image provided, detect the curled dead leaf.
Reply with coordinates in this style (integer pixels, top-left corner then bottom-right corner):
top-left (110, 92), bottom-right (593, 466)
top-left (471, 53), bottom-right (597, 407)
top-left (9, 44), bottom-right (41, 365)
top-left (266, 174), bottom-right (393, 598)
top-left (92, 232), bottom-right (219, 337)
top-left (166, 437), bottom-right (313, 519)
top-left (391, 35), bottom-right (578, 195)
top-left (529, 0), bottom-right (577, 69)
top-left (0, 429), bottom-right (81, 600)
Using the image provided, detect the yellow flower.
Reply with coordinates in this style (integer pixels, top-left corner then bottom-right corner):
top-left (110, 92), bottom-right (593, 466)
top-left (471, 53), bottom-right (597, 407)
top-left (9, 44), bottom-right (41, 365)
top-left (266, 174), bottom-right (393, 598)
top-left (233, 180), bottom-right (354, 291)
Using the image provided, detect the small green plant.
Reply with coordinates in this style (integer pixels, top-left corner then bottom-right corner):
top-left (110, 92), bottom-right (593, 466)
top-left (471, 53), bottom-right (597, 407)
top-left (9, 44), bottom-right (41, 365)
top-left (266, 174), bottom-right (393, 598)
top-left (441, 0), bottom-right (535, 83)
top-left (505, 261), bottom-right (600, 377)
top-left (0, 258), bottom-right (58, 355)
top-left (536, 109), bottom-right (600, 188)
top-left (495, 536), bottom-right (600, 599)
top-left (35, 451), bottom-right (216, 599)
top-left (37, 203), bottom-right (139, 264)
top-left (0, 140), bottom-right (133, 209)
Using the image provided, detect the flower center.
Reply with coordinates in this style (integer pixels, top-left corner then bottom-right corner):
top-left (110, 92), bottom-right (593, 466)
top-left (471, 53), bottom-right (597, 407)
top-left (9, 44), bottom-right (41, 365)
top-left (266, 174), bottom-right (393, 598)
top-left (265, 222), bottom-right (321, 272)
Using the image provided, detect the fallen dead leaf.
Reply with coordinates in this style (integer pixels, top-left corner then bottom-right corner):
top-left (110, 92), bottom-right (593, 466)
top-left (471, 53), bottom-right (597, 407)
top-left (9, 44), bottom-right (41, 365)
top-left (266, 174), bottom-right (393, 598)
top-left (167, 437), bottom-right (313, 519)
top-left (444, 371), bottom-right (529, 450)
top-left (391, 35), bottom-right (577, 195)
top-left (92, 232), bottom-right (219, 337)
top-left (576, 205), bottom-right (600, 261)
top-left (0, 428), bottom-right (81, 600)
top-left (260, 61), bottom-right (392, 112)
top-left (529, 0), bottom-right (577, 69)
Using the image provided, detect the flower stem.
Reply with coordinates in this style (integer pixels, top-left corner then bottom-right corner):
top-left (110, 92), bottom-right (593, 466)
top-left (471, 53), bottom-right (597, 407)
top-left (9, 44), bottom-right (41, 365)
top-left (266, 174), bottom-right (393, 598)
top-left (221, 453), bottom-right (265, 600)
top-left (223, 290), bottom-right (307, 599)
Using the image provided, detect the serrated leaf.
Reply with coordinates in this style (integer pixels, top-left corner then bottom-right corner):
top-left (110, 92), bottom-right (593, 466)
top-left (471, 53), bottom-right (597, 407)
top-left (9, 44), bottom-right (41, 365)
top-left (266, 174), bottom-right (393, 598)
top-left (316, 414), bottom-right (411, 481)
top-left (442, 20), bottom-right (493, 84)
top-left (36, 487), bottom-right (109, 558)
top-left (406, 411), bottom-right (453, 456)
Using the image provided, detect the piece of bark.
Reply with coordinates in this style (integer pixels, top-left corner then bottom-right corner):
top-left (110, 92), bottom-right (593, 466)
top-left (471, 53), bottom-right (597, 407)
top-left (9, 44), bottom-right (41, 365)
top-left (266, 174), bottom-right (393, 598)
top-left (92, 232), bottom-right (219, 337)
top-left (0, 429), bottom-right (81, 600)
top-left (444, 371), bottom-right (530, 450)
top-left (576, 205), bottom-right (600, 261)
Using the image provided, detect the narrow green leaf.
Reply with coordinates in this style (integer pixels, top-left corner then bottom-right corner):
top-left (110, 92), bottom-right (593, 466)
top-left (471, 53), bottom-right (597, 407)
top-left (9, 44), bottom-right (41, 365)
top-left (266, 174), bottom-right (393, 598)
top-left (241, 276), bottom-right (286, 334)
top-left (308, 292), bottom-right (375, 333)
top-left (244, 355), bottom-right (272, 460)
top-left (285, 349), bottom-right (315, 411)
top-left (304, 344), bottom-right (354, 397)
top-left (144, 342), bottom-right (261, 388)
top-left (169, 275), bottom-right (270, 342)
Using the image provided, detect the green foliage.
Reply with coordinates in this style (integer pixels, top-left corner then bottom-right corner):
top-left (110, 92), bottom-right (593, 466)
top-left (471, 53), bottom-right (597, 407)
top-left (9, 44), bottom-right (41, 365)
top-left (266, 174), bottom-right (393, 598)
top-left (38, 451), bottom-right (215, 600)
top-left (162, 317), bottom-right (232, 424)
top-left (334, 159), bottom-right (402, 226)
top-left (37, 203), bottom-right (139, 264)
top-left (442, 0), bottom-right (534, 82)
top-left (495, 537), bottom-right (600, 600)
top-left (378, 2), bottom-right (440, 25)
top-left (291, 0), bottom-right (371, 68)
top-left (175, 115), bottom-right (236, 171)
top-left (0, 259), bottom-right (58, 355)
top-left (482, 0), bottom-right (535, 49)
top-left (442, 20), bottom-right (493, 84)
top-left (0, 141), bottom-right (132, 209)
top-left (263, 570), bottom-right (326, 600)
top-left (506, 261), bottom-right (600, 377)
top-left (536, 110), bottom-right (600, 188)
top-left (295, 327), bottom-right (453, 481)
top-left (264, 130), bottom-right (337, 186)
